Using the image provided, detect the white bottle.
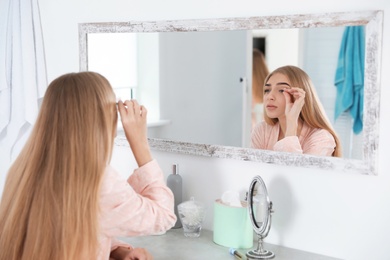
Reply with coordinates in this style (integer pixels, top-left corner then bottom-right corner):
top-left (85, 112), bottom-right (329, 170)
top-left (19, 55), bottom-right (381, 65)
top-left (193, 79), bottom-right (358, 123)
top-left (167, 164), bottom-right (183, 228)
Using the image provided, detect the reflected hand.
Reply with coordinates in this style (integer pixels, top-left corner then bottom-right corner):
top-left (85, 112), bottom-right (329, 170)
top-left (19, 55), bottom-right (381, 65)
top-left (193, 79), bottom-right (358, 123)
top-left (283, 87), bottom-right (305, 122)
top-left (117, 99), bottom-right (152, 166)
top-left (282, 87), bottom-right (305, 137)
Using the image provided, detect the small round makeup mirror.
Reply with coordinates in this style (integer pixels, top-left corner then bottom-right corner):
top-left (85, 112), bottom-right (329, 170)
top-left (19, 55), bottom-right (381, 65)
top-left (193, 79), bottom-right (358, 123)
top-left (246, 175), bottom-right (275, 259)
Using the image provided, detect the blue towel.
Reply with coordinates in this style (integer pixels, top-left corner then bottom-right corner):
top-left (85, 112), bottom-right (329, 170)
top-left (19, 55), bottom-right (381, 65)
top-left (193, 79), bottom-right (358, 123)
top-left (334, 26), bottom-right (365, 134)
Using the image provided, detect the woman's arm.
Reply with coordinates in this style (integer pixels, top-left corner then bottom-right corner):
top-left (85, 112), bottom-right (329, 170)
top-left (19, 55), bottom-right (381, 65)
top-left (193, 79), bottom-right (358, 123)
top-left (273, 129), bottom-right (335, 156)
top-left (100, 162), bottom-right (176, 237)
top-left (117, 99), bottom-right (152, 167)
top-left (301, 129), bottom-right (336, 156)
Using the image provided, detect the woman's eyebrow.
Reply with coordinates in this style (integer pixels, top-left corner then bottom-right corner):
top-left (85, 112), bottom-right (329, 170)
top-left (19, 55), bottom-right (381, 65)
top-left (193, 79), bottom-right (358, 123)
top-left (276, 82), bottom-right (291, 87)
top-left (264, 82), bottom-right (291, 88)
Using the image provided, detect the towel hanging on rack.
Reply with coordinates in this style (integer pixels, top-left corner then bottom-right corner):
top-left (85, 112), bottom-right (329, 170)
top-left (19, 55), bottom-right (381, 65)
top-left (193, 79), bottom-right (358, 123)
top-left (0, 0), bottom-right (47, 159)
top-left (334, 26), bottom-right (365, 134)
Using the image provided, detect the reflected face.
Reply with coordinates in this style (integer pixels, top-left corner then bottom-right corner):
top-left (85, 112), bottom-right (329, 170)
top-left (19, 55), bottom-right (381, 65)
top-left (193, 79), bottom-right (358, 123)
top-left (263, 73), bottom-right (291, 119)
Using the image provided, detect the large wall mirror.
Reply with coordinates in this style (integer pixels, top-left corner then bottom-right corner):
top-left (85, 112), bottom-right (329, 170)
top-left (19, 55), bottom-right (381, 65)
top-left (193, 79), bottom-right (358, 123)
top-left (79, 10), bottom-right (383, 175)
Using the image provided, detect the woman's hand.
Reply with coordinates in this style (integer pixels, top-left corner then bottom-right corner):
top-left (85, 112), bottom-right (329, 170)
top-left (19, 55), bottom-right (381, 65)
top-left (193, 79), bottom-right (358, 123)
top-left (283, 87), bottom-right (305, 136)
top-left (110, 247), bottom-right (153, 260)
top-left (117, 100), bottom-right (152, 167)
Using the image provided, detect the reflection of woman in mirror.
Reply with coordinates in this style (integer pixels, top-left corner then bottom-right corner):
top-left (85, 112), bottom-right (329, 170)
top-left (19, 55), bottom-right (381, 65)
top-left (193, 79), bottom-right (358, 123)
top-left (251, 66), bottom-right (342, 157)
top-left (252, 49), bottom-right (270, 130)
top-left (0, 72), bottom-right (176, 259)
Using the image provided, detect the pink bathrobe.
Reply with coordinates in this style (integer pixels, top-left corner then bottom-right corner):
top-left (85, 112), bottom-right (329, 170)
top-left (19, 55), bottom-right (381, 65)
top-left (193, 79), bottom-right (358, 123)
top-left (251, 121), bottom-right (336, 156)
top-left (98, 159), bottom-right (176, 259)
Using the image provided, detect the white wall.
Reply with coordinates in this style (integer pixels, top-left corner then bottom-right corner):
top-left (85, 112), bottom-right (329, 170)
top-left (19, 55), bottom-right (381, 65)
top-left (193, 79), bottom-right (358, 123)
top-left (2, 0), bottom-right (389, 259)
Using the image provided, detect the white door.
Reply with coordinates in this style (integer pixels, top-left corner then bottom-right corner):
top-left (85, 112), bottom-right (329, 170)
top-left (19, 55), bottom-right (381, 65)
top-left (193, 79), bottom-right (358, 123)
top-left (154, 30), bottom-right (251, 147)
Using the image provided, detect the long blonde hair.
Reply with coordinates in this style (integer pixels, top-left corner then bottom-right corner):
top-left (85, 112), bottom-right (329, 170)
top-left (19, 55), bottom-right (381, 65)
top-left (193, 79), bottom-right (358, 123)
top-left (252, 49), bottom-right (269, 104)
top-left (263, 66), bottom-right (342, 157)
top-left (0, 72), bottom-right (118, 259)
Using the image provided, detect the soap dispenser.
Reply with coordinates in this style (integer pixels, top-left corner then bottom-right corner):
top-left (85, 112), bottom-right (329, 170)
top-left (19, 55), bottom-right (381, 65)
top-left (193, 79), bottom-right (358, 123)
top-left (167, 164), bottom-right (183, 228)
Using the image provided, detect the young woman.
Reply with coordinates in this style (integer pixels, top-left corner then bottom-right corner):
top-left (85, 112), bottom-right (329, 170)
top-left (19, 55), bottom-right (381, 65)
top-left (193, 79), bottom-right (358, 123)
top-left (0, 72), bottom-right (176, 260)
top-left (251, 65), bottom-right (341, 157)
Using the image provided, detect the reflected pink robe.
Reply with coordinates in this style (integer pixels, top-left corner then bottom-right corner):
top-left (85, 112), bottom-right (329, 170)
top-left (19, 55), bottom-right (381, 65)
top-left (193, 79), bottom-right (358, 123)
top-left (251, 121), bottom-right (336, 156)
top-left (98, 159), bottom-right (176, 259)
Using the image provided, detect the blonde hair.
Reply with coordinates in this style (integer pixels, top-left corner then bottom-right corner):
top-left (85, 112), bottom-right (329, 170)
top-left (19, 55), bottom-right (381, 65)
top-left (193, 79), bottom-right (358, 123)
top-left (252, 49), bottom-right (269, 103)
top-left (263, 66), bottom-right (342, 157)
top-left (0, 72), bottom-right (118, 259)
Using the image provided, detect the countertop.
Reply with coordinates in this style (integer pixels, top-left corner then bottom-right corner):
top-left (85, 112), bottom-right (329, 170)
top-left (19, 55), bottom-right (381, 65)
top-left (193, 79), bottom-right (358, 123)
top-left (119, 229), bottom-right (342, 260)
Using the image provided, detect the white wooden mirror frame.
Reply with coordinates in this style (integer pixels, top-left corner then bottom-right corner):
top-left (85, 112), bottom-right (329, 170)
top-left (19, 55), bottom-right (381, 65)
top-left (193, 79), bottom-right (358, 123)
top-left (79, 10), bottom-right (383, 175)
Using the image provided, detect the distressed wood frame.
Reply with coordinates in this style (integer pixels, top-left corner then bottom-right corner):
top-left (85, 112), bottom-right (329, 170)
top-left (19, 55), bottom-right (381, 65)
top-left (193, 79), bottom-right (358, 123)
top-left (79, 10), bottom-right (383, 175)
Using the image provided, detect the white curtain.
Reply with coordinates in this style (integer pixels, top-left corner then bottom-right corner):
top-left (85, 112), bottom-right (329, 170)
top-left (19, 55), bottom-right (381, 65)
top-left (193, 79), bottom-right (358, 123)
top-left (0, 0), bottom-right (47, 181)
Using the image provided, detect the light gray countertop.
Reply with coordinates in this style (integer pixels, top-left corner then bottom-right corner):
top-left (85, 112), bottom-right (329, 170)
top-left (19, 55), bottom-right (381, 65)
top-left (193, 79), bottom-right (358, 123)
top-left (119, 229), bottom-right (342, 260)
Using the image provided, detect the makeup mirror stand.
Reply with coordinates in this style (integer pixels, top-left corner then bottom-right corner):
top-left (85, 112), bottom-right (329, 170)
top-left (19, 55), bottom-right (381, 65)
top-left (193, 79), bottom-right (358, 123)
top-left (247, 206), bottom-right (274, 259)
top-left (247, 176), bottom-right (275, 259)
